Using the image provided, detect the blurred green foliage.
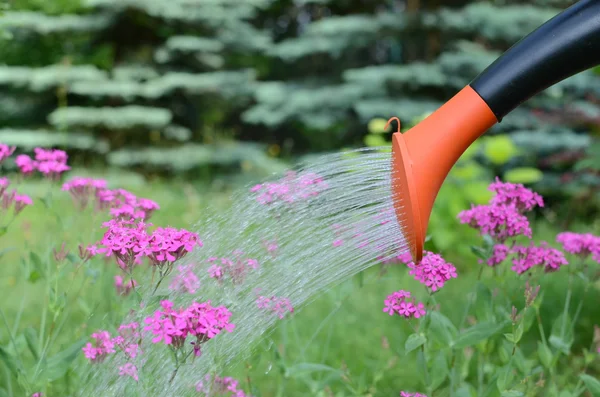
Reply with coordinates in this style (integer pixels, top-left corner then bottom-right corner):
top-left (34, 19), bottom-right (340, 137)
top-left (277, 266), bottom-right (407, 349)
top-left (0, 0), bottom-right (598, 211)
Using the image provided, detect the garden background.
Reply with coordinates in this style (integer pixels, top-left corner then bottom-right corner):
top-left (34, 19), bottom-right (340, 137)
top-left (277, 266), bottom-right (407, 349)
top-left (1, 0), bottom-right (600, 396)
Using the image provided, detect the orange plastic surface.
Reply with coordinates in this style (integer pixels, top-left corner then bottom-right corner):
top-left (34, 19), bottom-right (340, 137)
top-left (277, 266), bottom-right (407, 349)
top-left (390, 86), bottom-right (498, 263)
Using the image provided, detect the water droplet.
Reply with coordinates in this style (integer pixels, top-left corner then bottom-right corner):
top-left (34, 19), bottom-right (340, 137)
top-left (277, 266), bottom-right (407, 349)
top-left (265, 362), bottom-right (272, 374)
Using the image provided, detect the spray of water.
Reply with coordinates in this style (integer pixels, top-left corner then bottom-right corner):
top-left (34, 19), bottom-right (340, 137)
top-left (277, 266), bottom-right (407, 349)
top-left (78, 147), bottom-right (409, 396)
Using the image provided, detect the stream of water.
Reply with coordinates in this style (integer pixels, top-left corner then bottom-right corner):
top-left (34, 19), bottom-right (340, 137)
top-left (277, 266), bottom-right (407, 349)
top-left (79, 147), bottom-right (409, 396)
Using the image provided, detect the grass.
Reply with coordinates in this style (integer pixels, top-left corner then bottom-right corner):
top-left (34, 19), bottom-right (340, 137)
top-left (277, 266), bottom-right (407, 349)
top-left (1, 172), bottom-right (599, 396)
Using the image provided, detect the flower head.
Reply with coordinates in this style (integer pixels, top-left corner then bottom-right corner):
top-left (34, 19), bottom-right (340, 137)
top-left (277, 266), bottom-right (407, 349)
top-left (0, 144), bottom-right (15, 164)
top-left (406, 251), bottom-right (457, 292)
top-left (256, 295), bottom-right (294, 319)
top-left (458, 204), bottom-right (532, 242)
top-left (400, 392), bottom-right (427, 397)
top-left (118, 363), bottom-right (138, 382)
top-left (143, 300), bottom-right (235, 354)
top-left (250, 171), bottom-right (328, 206)
top-left (383, 290), bottom-right (426, 319)
top-left (510, 242), bottom-right (568, 274)
top-left (82, 330), bottom-right (116, 363)
top-left (488, 177), bottom-right (544, 212)
top-left (169, 264), bottom-right (200, 294)
top-left (196, 374), bottom-right (250, 396)
top-left (556, 232), bottom-right (600, 259)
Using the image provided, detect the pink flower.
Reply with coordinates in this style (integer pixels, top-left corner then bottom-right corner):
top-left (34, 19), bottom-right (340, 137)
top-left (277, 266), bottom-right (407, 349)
top-left (31, 393), bottom-right (43, 397)
top-left (256, 295), bottom-right (294, 319)
top-left (93, 219), bottom-right (202, 273)
top-left (196, 374), bottom-right (250, 396)
top-left (458, 203), bottom-right (532, 242)
top-left (15, 154), bottom-right (37, 175)
top-left (62, 177), bottom-right (107, 210)
top-left (118, 363), bottom-right (138, 382)
top-left (0, 144), bottom-right (15, 164)
top-left (0, 177), bottom-right (8, 197)
top-left (169, 264), bottom-right (200, 294)
top-left (82, 330), bottom-right (116, 363)
top-left (33, 148), bottom-right (70, 179)
top-left (400, 392), bottom-right (427, 397)
top-left (333, 239), bottom-right (343, 247)
top-left (487, 244), bottom-right (509, 266)
top-left (250, 171), bottom-right (328, 205)
top-left (143, 300), bottom-right (235, 352)
top-left (406, 251), bottom-right (457, 292)
top-left (488, 177), bottom-right (544, 212)
top-left (206, 253), bottom-right (259, 284)
top-left (510, 242), bottom-right (568, 274)
top-left (556, 232), bottom-right (600, 260)
top-left (383, 290), bottom-right (426, 319)
top-left (114, 275), bottom-right (137, 296)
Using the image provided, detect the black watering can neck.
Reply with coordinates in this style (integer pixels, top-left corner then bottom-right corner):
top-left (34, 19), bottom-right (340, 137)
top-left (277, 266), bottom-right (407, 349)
top-left (470, 0), bottom-right (600, 121)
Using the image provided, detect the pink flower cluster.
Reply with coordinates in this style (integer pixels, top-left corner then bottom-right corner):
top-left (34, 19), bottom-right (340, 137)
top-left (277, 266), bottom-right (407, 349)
top-left (510, 243), bottom-right (568, 274)
top-left (114, 275), bottom-right (138, 296)
top-left (250, 171), bottom-right (328, 205)
top-left (406, 251), bottom-right (457, 292)
top-left (484, 242), bottom-right (569, 274)
top-left (144, 300), bottom-right (234, 357)
top-left (82, 323), bottom-right (141, 364)
top-left (458, 178), bottom-right (543, 242)
top-left (196, 374), bottom-right (250, 397)
top-left (118, 363), bottom-right (138, 382)
top-left (1, 178), bottom-right (32, 216)
top-left (82, 331), bottom-right (116, 363)
top-left (0, 144), bottom-right (15, 164)
top-left (383, 290), bottom-right (426, 319)
top-left (207, 253), bottom-right (259, 285)
top-left (61, 177), bottom-right (107, 210)
top-left (400, 392), bottom-right (427, 397)
top-left (91, 219), bottom-right (202, 272)
top-left (169, 264), bottom-right (201, 294)
top-left (16, 148), bottom-right (70, 179)
top-left (557, 232), bottom-right (600, 262)
top-left (488, 177), bottom-right (544, 211)
top-left (256, 295), bottom-right (294, 319)
top-left (98, 188), bottom-right (160, 221)
top-left (62, 178), bottom-right (160, 220)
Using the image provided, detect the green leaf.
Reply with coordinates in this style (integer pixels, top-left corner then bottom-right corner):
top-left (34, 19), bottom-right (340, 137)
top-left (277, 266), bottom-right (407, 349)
top-left (501, 391), bottom-right (524, 397)
top-left (43, 337), bottom-right (87, 382)
top-left (430, 351), bottom-right (449, 390)
top-left (497, 364), bottom-right (515, 391)
top-left (0, 247), bottom-right (16, 259)
top-left (474, 282), bottom-right (494, 322)
top-left (285, 363), bottom-right (341, 378)
top-left (29, 252), bottom-right (45, 279)
top-left (453, 320), bottom-right (509, 349)
top-left (428, 312), bottom-right (458, 347)
top-left (549, 313), bottom-right (574, 355)
top-left (404, 333), bottom-right (427, 355)
top-left (0, 387), bottom-right (8, 397)
top-left (504, 333), bottom-right (515, 343)
top-left (0, 345), bottom-right (19, 377)
top-left (503, 167), bottom-right (543, 184)
top-left (580, 374), bottom-right (600, 397)
top-left (470, 246), bottom-right (489, 261)
top-left (23, 328), bottom-right (39, 361)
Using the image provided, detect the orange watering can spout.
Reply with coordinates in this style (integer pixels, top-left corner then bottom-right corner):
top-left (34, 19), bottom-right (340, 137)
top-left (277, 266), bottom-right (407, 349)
top-left (390, 0), bottom-right (600, 262)
top-left (390, 87), bottom-right (497, 263)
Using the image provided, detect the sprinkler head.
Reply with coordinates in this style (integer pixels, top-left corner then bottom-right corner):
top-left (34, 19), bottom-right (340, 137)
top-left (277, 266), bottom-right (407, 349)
top-left (390, 86), bottom-right (497, 263)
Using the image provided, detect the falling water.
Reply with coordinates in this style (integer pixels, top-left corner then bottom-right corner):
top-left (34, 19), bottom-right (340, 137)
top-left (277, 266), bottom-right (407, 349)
top-left (78, 147), bottom-right (409, 396)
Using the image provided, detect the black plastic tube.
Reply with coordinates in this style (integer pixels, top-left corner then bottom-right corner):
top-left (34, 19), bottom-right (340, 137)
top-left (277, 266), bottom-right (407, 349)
top-left (469, 0), bottom-right (600, 121)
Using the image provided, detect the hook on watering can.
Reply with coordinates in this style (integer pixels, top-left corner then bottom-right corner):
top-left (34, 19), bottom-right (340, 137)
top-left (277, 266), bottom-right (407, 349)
top-left (384, 116), bottom-right (401, 133)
